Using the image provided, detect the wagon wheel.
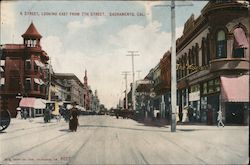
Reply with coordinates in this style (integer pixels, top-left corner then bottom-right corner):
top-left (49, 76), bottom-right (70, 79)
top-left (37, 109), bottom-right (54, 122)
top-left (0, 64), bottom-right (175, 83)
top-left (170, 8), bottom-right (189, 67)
top-left (0, 110), bottom-right (11, 131)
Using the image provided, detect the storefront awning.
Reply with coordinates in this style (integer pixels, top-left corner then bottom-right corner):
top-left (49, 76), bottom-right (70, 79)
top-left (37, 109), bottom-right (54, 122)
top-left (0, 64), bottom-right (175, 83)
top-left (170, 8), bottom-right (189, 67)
top-left (19, 98), bottom-right (46, 109)
top-left (34, 60), bottom-right (45, 68)
top-left (34, 78), bottom-right (41, 85)
top-left (34, 78), bottom-right (44, 85)
top-left (220, 75), bottom-right (249, 102)
top-left (233, 27), bottom-right (249, 49)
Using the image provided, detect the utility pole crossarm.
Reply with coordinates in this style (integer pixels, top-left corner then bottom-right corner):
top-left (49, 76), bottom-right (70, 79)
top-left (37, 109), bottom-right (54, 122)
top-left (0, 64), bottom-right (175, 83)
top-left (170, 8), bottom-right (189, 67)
top-left (153, 1), bottom-right (193, 133)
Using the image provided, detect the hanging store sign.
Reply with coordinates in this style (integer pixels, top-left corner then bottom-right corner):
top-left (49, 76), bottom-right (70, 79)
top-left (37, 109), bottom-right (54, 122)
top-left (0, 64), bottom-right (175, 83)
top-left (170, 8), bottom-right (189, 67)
top-left (189, 91), bottom-right (200, 101)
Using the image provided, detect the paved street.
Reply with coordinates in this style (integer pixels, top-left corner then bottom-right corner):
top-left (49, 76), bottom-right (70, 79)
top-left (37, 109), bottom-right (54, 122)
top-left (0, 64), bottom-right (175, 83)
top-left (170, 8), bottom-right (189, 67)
top-left (0, 115), bottom-right (248, 165)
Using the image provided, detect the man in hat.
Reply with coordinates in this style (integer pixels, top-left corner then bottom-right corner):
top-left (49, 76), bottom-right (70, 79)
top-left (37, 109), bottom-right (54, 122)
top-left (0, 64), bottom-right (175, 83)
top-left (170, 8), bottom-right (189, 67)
top-left (69, 101), bottom-right (79, 132)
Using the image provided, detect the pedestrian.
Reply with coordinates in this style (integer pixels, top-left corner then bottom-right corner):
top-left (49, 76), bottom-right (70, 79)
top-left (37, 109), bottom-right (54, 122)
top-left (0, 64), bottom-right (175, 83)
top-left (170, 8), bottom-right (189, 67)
top-left (187, 105), bottom-right (194, 122)
top-left (44, 108), bottom-right (51, 123)
top-left (23, 109), bottom-right (28, 120)
top-left (217, 110), bottom-right (224, 127)
top-left (69, 102), bottom-right (79, 132)
top-left (16, 109), bottom-right (22, 119)
top-left (182, 105), bottom-right (189, 122)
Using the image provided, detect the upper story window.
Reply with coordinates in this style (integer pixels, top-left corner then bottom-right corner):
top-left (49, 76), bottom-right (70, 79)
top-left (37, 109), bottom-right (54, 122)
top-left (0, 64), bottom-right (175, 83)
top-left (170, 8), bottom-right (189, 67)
top-left (25, 60), bottom-right (31, 70)
top-left (25, 78), bottom-right (31, 91)
top-left (0, 78), bottom-right (5, 86)
top-left (233, 26), bottom-right (249, 58)
top-left (0, 60), bottom-right (5, 72)
top-left (216, 30), bottom-right (227, 59)
top-left (0, 78), bottom-right (5, 91)
top-left (25, 39), bottom-right (37, 47)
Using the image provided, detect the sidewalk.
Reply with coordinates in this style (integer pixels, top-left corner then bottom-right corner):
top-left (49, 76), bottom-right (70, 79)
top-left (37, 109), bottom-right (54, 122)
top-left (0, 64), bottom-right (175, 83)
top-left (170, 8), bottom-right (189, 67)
top-left (135, 117), bottom-right (248, 128)
top-left (4, 117), bottom-right (61, 133)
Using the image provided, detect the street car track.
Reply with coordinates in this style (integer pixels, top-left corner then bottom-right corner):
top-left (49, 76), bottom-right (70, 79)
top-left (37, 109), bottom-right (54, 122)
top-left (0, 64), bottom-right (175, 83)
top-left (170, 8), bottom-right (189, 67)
top-left (3, 132), bottom-right (70, 162)
top-left (4, 122), bottom-right (58, 134)
top-left (0, 123), bottom-right (61, 141)
top-left (2, 126), bottom-right (99, 165)
top-left (66, 127), bottom-right (100, 165)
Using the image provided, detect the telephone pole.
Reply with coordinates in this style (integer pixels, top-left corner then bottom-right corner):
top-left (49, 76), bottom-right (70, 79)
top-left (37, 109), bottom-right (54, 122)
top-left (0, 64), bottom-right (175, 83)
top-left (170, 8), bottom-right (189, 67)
top-left (154, 0), bottom-right (193, 132)
top-left (127, 51), bottom-right (139, 111)
top-left (122, 71), bottom-right (130, 110)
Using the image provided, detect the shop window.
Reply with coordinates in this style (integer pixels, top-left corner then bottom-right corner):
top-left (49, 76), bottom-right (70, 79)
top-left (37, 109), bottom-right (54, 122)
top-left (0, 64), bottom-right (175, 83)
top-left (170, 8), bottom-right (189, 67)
top-left (208, 80), bottom-right (214, 93)
top-left (202, 82), bottom-right (207, 94)
top-left (191, 84), bottom-right (200, 93)
top-left (216, 30), bottom-right (227, 59)
top-left (214, 79), bottom-right (220, 92)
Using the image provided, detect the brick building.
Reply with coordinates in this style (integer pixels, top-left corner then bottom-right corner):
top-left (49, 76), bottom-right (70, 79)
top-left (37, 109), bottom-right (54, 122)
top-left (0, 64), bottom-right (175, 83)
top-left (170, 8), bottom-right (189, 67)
top-left (0, 22), bottom-right (49, 117)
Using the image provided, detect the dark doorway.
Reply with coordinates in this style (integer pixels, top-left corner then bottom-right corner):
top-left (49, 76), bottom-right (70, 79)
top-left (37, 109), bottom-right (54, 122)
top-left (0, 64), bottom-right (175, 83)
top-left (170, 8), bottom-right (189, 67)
top-left (225, 103), bottom-right (244, 124)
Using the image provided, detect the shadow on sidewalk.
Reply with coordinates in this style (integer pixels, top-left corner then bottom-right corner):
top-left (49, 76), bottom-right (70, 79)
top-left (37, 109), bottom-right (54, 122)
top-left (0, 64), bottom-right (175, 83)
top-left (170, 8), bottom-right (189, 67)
top-left (78, 124), bottom-right (169, 133)
top-left (0, 131), bottom-right (7, 134)
top-left (59, 129), bottom-right (71, 132)
top-left (135, 118), bottom-right (169, 128)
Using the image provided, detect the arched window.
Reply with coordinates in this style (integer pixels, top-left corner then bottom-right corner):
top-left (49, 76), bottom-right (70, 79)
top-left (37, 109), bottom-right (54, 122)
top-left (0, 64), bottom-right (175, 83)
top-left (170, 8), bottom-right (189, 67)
top-left (216, 30), bottom-right (227, 58)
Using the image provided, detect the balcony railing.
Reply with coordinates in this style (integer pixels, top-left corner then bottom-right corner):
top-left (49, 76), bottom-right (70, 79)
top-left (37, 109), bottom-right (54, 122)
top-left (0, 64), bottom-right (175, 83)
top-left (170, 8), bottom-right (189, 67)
top-left (210, 58), bottom-right (249, 72)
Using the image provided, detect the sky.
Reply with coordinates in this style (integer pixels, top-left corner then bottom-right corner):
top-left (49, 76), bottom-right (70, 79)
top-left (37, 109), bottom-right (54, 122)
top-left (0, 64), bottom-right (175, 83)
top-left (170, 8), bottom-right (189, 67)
top-left (1, 0), bottom-right (208, 109)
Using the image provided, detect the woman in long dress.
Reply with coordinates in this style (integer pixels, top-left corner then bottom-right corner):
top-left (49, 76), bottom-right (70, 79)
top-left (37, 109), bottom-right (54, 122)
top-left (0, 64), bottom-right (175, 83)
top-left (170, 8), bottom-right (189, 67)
top-left (69, 102), bottom-right (79, 132)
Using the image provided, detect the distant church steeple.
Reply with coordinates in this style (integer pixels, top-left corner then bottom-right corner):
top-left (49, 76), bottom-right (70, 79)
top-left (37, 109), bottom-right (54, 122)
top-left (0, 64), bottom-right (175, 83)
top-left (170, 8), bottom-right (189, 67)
top-left (84, 69), bottom-right (88, 86)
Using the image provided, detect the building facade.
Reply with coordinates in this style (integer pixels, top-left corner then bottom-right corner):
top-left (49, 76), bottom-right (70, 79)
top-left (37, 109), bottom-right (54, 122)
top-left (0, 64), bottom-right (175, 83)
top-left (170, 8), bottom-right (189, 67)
top-left (176, 1), bottom-right (249, 124)
top-left (0, 22), bottom-right (49, 117)
top-left (135, 1), bottom-right (249, 125)
top-left (54, 73), bottom-right (85, 107)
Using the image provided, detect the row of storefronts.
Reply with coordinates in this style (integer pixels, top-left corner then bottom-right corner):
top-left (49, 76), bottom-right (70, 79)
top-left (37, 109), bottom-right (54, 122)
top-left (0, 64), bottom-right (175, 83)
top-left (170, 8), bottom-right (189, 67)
top-left (134, 1), bottom-right (249, 125)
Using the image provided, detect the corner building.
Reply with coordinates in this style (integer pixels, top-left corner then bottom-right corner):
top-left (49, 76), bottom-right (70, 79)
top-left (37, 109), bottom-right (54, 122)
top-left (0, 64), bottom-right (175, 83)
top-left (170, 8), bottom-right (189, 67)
top-left (0, 22), bottom-right (49, 117)
top-left (176, 1), bottom-right (249, 124)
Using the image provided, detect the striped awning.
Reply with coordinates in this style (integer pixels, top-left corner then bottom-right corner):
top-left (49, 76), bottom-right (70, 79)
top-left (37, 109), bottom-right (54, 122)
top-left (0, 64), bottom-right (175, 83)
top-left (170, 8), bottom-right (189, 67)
top-left (233, 27), bottom-right (249, 49)
top-left (220, 75), bottom-right (249, 102)
top-left (34, 60), bottom-right (45, 68)
top-left (19, 98), bottom-right (46, 109)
